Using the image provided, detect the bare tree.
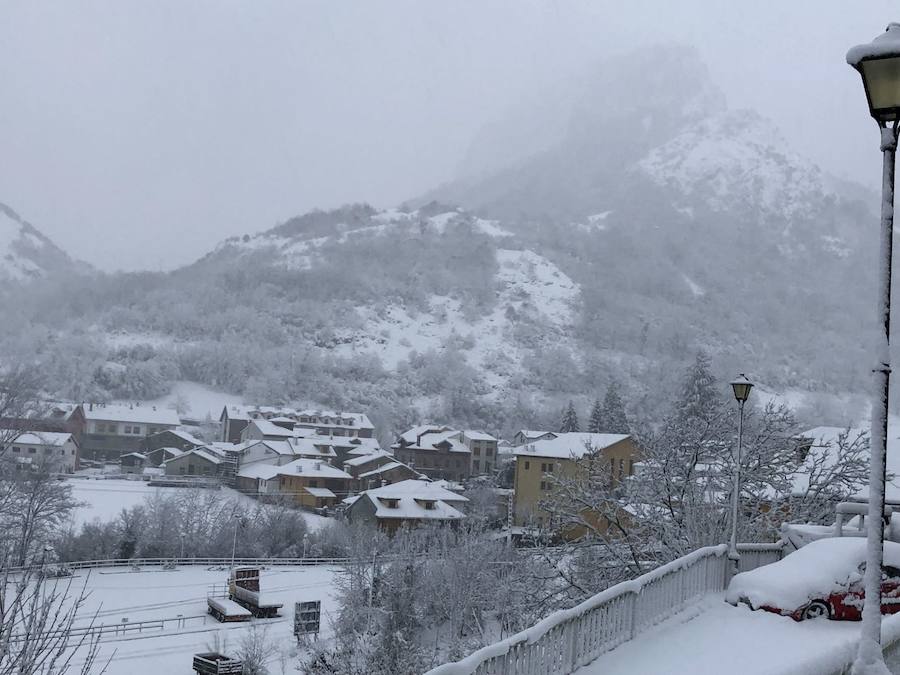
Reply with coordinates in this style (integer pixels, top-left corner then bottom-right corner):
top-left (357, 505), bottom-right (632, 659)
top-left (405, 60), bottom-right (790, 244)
top-left (0, 365), bottom-right (47, 462)
top-left (0, 554), bottom-right (109, 675)
top-left (1, 472), bottom-right (79, 567)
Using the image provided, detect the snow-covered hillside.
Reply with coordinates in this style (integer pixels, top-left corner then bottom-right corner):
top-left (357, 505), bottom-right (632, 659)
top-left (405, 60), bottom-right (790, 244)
top-left (638, 110), bottom-right (827, 224)
top-left (0, 203), bottom-right (79, 281)
top-left (210, 206), bottom-right (512, 270)
top-left (332, 246), bottom-right (579, 385)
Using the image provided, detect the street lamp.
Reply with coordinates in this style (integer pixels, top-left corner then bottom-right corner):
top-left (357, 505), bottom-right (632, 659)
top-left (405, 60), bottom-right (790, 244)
top-left (847, 23), bottom-right (900, 674)
top-left (727, 374), bottom-right (753, 575)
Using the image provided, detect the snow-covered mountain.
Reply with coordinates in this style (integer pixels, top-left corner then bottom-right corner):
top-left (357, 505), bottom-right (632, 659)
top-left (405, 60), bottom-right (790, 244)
top-left (0, 203), bottom-right (80, 282)
top-left (0, 45), bottom-right (881, 434)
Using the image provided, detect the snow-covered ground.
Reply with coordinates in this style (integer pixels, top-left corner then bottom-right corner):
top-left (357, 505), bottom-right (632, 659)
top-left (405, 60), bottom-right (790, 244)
top-left (65, 479), bottom-right (332, 532)
top-left (113, 380), bottom-right (244, 421)
top-left (575, 594), bottom-right (894, 675)
top-left (62, 564), bottom-right (340, 675)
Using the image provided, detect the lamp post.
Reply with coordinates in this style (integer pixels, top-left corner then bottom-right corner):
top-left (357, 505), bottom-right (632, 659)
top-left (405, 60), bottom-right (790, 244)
top-left (230, 513), bottom-right (241, 571)
top-left (848, 23), bottom-right (900, 674)
top-left (727, 374), bottom-right (753, 575)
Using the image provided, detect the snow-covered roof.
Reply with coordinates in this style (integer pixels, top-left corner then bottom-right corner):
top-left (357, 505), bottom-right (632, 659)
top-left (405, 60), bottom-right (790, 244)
top-left (358, 462), bottom-right (406, 479)
top-left (120, 452), bottom-right (146, 460)
top-left (847, 23), bottom-right (900, 66)
top-left (727, 537), bottom-right (900, 611)
top-left (397, 424), bottom-right (453, 443)
top-left (7, 431), bottom-right (74, 447)
top-left (83, 404), bottom-right (180, 426)
top-left (287, 437), bottom-right (339, 458)
top-left (275, 458), bottom-right (351, 479)
top-left (238, 458), bottom-right (352, 482)
top-left (243, 439), bottom-right (295, 456)
top-left (513, 432), bottom-right (631, 459)
top-left (463, 430), bottom-right (497, 442)
top-left (516, 430), bottom-right (557, 441)
top-left (394, 426), bottom-right (469, 453)
top-left (165, 448), bottom-right (221, 465)
top-left (247, 419), bottom-right (296, 438)
top-left (305, 486), bottom-right (336, 498)
top-left (164, 429), bottom-right (203, 445)
top-left (363, 493), bottom-right (465, 521)
top-left (237, 463), bottom-right (282, 481)
top-left (362, 479), bottom-right (468, 503)
top-left (222, 405), bottom-right (374, 430)
top-left (344, 450), bottom-right (392, 467)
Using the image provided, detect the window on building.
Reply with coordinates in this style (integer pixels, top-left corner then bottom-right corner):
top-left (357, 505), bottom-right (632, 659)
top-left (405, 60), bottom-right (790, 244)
top-left (473, 460), bottom-right (480, 472)
top-left (43, 448), bottom-right (51, 454)
top-left (618, 458), bottom-right (625, 482)
top-left (524, 461), bottom-right (530, 470)
top-left (12, 446), bottom-right (19, 453)
top-left (309, 479), bottom-right (318, 488)
top-left (628, 459), bottom-right (635, 475)
top-left (474, 447), bottom-right (481, 456)
top-left (486, 447), bottom-right (493, 456)
top-left (28, 447), bottom-right (35, 454)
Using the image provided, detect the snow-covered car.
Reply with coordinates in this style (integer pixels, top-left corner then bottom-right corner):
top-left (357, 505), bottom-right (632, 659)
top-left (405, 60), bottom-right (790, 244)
top-left (726, 537), bottom-right (900, 621)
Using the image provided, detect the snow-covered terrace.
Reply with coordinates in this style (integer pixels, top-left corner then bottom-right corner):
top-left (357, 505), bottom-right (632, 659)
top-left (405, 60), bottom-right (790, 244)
top-left (426, 542), bottom-right (900, 675)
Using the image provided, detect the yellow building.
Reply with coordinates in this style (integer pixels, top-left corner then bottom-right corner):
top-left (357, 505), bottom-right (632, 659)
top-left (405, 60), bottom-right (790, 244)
top-left (512, 432), bottom-right (639, 530)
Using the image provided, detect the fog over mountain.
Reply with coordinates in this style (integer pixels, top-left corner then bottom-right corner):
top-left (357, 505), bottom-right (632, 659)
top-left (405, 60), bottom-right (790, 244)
top-left (0, 46), bottom-right (879, 436)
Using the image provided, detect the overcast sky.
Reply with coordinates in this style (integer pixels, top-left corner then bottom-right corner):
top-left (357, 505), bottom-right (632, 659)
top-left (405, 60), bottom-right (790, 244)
top-left (0, 1), bottom-right (895, 271)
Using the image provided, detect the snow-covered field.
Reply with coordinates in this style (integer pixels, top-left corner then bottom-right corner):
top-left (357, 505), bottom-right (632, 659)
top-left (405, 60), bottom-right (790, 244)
top-left (65, 479), bottom-right (332, 532)
top-left (113, 380), bottom-right (244, 421)
top-left (575, 594), bottom-right (890, 675)
top-left (63, 564), bottom-right (340, 675)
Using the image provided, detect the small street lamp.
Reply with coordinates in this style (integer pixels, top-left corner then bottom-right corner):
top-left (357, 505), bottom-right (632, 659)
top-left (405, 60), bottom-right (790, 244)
top-left (727, 374), bottom-right (753, 575)
top-left (847, 22), bottom-right (900, 674)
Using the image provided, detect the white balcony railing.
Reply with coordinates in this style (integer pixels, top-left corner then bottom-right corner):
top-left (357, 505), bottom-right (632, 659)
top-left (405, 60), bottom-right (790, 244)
top-left (426, 542), bottom-right (784, 675)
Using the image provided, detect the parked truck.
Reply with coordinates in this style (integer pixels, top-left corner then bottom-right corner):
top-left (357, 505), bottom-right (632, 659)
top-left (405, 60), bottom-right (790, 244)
top-left (191, 652), bottom-right (243, 675)
top-left (228, 567), bottom-right (283, 618)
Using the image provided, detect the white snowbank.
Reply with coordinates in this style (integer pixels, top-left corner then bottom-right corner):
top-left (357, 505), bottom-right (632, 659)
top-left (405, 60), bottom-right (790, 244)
top-left (726, 538), bottom-right (900, 611)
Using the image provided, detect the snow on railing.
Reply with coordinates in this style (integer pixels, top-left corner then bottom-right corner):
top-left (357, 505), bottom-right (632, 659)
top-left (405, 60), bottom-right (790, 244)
top-left (5, 556), bottom-right (350, 574)
top-left (426, 542), bottom-right (784, 675)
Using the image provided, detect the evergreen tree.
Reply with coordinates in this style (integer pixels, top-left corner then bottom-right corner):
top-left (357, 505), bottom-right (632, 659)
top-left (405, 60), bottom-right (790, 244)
top-left (588, 398), bottom-right (603, 433)
top-left (559, 400), bottom-right (580, 433)
top-left (679, 350), bottom-right (721, 424)
top-left (599, 381), bottom-right (630, 434)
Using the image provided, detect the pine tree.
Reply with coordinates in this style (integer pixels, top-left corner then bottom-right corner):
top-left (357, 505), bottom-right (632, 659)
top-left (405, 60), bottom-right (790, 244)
top-left (599, 381), bottom-right (629, 434)
top-left (588, 398), bottom-right (603, 433)
top-left (679, 350), bottom-right (720, 424)
top-left (559, 400), bottom-right (580, 433)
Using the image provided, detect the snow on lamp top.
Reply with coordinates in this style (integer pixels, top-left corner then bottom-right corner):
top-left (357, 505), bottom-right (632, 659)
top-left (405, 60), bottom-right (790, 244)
top-left (847, 23), bottom-right (900, 66)
top-left (847, 23), bottom-right (900, 123)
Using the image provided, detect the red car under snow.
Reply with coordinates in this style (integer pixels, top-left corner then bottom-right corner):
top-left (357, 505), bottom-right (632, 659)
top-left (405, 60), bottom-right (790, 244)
top-left (726, 537), bottom-right (900, 621)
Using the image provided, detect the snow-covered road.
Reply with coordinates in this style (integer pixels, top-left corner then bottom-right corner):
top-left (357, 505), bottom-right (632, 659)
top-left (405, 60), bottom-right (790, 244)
top-left (576, 594), bottom-right (900, 675)
top-left (61, 564), bottom-right (341, 675)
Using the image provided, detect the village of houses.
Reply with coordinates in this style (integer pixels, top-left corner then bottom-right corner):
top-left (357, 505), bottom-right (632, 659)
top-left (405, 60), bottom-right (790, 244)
top-left (1, 399), bottom-right (848, 538)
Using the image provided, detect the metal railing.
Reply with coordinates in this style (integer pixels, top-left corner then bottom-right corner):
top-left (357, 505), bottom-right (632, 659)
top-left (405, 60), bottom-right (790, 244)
top-left (425, 541), bottom-right (784, 675)
top-left (8, 556), bottom-right (351, 574)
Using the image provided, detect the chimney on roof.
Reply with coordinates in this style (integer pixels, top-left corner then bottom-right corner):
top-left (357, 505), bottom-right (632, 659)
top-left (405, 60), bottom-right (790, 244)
top-left (89, 402), bottom-right (93, 411)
